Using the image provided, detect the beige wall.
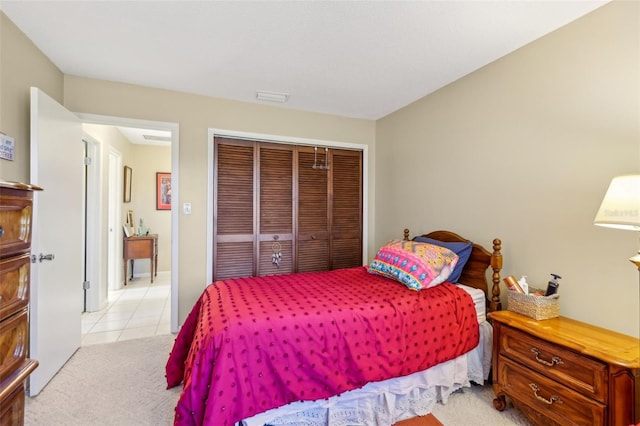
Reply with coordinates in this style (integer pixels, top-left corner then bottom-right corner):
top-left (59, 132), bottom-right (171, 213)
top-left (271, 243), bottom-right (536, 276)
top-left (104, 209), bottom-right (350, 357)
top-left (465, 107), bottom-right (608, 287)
top-left (0, 12), bottom-right (63, 181)
top-left (63, 77), bottom-right (376, 324)
top-left (376, 1), bottom-right (639, 337)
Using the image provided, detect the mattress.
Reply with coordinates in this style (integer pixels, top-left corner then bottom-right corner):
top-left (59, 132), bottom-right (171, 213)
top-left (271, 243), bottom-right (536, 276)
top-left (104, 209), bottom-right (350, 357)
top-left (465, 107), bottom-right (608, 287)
top-left (458, 283), bottom-right (486, 323)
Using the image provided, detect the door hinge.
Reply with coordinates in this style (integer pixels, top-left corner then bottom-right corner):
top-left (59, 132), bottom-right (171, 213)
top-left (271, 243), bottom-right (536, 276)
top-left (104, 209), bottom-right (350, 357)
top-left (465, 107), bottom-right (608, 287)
top-left (83, 281), bottom-right (90, 290)
top-left (84, 156), bottom-right (92, 166)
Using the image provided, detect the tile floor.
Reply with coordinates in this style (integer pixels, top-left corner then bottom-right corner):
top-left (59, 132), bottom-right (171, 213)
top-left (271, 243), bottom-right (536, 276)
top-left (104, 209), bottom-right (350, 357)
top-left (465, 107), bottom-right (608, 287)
top-left (81, 271), bottom-right (171, 346)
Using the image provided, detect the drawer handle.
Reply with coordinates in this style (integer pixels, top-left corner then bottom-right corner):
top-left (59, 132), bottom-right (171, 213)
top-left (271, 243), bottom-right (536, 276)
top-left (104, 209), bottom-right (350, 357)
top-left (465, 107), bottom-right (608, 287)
top-left (0, 225), bottom-right (3, 238)
top-left (531, 348), bottom-right (563, 367)
top-left (529, 383), bottom-right (562, 405)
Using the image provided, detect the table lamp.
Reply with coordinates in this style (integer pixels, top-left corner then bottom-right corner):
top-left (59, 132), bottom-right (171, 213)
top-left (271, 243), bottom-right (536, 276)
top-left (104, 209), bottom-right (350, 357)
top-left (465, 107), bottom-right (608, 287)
top-left (594, 174), bottom-right (640, 270)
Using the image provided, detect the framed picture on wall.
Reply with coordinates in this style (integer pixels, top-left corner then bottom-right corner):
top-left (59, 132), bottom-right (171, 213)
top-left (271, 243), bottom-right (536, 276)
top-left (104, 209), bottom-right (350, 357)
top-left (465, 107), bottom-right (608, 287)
top-left (156, 172), bottom-right (171, 210)
top-left (123, 166), bottom-right (132, 203)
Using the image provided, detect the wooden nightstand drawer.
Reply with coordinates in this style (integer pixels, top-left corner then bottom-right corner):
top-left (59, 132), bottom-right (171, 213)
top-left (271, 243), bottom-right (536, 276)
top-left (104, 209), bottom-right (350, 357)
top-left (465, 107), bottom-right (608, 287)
top-left (498, 356), bottom-right (606, 426)
top-left (0, 254), bottom-right (30, 322)
top-left (499, 324), bottom-right (607, 402)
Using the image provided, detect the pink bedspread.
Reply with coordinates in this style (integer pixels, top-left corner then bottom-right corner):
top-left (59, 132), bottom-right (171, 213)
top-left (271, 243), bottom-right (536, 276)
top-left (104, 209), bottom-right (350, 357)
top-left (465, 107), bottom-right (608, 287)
top-left (166, 266), bottom-right (479, 426)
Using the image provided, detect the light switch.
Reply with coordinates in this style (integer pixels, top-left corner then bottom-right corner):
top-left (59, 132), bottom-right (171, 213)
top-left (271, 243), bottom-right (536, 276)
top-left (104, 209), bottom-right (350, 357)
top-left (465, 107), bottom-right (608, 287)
top-left (183, 203), bottom-right (192, 215)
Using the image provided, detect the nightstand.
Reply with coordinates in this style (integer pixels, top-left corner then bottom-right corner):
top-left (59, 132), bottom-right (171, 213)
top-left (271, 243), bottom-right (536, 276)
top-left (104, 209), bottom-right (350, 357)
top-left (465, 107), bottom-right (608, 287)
top-left (488, 310), bottom-right (640, 426)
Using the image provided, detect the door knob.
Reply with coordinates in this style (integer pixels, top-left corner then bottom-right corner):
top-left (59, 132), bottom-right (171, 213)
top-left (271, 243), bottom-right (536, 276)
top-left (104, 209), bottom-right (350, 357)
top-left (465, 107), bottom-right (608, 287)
top-left (39, 253), bottom-right (55, 262)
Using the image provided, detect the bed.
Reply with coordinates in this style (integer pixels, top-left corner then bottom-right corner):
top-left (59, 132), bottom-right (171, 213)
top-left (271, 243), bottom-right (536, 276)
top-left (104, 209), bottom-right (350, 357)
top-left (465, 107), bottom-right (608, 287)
top-left (166, 229), bottom-right (503, 426)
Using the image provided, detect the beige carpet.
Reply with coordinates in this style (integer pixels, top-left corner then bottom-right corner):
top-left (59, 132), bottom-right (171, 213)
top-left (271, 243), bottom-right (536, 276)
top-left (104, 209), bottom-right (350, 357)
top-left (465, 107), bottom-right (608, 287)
top-left (25, 334), bottom-right (180, 426)
top-left (25, 334), bottom-right (533, 425)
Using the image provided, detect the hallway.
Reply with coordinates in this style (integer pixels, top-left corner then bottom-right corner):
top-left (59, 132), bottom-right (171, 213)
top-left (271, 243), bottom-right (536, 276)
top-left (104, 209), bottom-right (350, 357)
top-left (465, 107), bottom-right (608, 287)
top-left (81, 272), bottom-right (171, 346)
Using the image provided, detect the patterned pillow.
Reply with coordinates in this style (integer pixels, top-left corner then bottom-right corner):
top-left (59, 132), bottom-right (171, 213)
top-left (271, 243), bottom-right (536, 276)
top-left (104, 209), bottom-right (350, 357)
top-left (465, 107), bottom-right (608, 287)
top-left (413, 236), bottom-right (473, 283)
top-left (368, 240), bottom-right (459, 290)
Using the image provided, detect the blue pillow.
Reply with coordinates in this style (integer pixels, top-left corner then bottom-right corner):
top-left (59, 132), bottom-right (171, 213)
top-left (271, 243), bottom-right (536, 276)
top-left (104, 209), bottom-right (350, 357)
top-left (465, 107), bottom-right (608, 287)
top-left (413, 237), bottom-right (472, 283)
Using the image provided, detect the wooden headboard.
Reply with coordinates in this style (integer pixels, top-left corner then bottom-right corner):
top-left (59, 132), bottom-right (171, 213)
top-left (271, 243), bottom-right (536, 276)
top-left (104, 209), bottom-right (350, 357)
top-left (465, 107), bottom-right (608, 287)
top-left (403, 229), bottom-right (503, 312)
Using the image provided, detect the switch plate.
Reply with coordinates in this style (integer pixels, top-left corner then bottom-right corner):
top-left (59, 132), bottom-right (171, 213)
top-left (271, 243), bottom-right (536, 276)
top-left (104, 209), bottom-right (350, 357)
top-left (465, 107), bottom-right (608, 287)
top-left (183, 203), bottom-right (192, 214)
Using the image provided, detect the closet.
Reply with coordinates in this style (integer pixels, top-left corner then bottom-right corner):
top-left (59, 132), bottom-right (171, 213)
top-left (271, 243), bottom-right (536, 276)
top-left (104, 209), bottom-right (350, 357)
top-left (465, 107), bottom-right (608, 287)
top-left (213, 137), bottom-right (362, 281)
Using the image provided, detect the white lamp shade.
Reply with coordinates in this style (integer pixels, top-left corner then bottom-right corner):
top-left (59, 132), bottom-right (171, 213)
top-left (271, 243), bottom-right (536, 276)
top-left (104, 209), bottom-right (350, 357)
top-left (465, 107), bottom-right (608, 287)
top-left (594, 174), bottom-right (640, 231)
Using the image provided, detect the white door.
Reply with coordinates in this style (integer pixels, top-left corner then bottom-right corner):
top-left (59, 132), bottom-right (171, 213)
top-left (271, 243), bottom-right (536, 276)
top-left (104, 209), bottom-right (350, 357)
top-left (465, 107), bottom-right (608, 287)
top-left (29, 87), bottom-right (83, 396)
top-left (84, 136), bottom-right (102, 311)
top-left (107, 149), bottom-right (122, 290)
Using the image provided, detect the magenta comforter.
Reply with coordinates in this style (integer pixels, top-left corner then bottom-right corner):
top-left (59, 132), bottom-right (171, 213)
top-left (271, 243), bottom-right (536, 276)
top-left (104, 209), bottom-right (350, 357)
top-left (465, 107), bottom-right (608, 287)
top-left (166, 266), bottom-right (479, 426)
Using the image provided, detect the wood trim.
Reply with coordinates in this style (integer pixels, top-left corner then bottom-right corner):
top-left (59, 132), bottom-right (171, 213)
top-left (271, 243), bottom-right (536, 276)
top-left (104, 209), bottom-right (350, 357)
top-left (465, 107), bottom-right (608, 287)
top-left (258, 233), bottom-right (294, 242)
top-left (327, 149), bottom-right (334, 270)
top-left (213, 234), bottom-right (255, 243)
top-left (253, 141), bottom-right (258, 277)
top-left (292, 149), bottom-right (299, 270)
top-left (0, 182), bottom-right (43, 192)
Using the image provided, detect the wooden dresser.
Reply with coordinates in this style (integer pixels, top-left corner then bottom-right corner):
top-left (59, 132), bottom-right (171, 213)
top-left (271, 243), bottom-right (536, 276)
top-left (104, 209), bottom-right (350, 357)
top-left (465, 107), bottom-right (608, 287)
top-left (0, 181), bottom-right (41, 425)
top-left (489, 310), bottom-right (640, 426)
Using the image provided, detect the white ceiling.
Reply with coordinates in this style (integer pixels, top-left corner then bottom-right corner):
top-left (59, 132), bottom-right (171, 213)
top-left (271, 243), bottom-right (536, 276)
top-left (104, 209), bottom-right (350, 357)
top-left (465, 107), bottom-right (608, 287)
top-left (2, 0), bottom-right (609, 122)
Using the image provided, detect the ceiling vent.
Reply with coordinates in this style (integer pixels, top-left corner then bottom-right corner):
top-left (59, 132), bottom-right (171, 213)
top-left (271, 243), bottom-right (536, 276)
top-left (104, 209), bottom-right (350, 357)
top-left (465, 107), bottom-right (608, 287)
top-left (143, 134), bottom-right (172, 142)
top-left (256, 91), bottom-right (289, 103)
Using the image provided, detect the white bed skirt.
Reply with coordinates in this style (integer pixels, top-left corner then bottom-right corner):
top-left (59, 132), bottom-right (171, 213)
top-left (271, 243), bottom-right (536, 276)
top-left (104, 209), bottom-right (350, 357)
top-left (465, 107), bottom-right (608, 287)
top-left (241, 320), bottom-right (493, 426)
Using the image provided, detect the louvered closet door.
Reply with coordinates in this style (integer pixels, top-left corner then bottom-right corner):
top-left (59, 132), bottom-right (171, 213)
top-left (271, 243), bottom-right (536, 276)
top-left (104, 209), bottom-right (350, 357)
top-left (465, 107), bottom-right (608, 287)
top-left (214, 138), bottom-right (363, 279)
top-left (214, 139), bottom-right (255, 281)
top-left (297, 147), bottom-right (329, 272)
top-left (331, 150), bottom-right (362, 269)
top-left (258, 145), bottom-right (294, 275)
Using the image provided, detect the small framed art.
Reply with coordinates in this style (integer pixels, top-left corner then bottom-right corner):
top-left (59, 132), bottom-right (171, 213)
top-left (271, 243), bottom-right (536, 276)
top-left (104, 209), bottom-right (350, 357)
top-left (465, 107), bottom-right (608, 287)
top-left (156, 172), bottom-right (171, 210)
top-left (123, 166), bottom-right (132, 203)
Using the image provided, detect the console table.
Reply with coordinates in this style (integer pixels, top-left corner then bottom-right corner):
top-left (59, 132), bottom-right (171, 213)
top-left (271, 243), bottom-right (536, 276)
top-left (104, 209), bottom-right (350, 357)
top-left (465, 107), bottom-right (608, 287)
top-left (123, 234), bottom-right (158, 284)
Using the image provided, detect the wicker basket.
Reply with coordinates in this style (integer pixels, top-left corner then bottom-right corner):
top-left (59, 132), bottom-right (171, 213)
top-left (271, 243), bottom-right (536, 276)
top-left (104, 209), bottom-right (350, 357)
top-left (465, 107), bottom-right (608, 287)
top-left (507, 290), bottom-right (559, 320)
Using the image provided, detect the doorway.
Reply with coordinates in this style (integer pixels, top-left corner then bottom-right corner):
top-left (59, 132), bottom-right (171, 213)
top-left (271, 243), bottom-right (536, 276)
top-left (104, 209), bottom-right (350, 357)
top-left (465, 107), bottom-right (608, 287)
top-left (79, 114), bottom-right (179, 342)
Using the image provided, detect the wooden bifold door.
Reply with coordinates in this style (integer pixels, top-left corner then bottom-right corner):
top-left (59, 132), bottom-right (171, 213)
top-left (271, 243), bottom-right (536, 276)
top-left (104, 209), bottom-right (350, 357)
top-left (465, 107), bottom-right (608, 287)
top-left (213, 137), bottom-right (362, 281)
